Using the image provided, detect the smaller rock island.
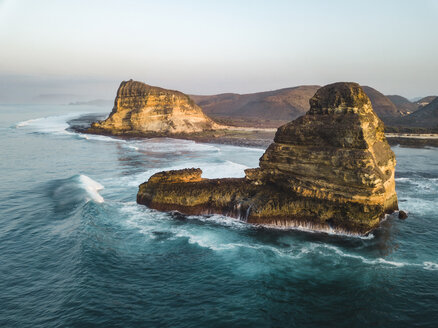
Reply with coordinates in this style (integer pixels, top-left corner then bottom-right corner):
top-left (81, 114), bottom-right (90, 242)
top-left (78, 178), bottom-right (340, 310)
top-left (137, 82), bottom-right (399, 235)
top-left (88, 79), bottom-right (222, 136)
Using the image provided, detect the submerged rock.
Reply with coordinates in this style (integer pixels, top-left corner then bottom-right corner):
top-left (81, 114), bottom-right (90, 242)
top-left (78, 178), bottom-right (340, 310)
top-left (137, 82), bottom-right (398, 235)
top-left (398, 210), bottom-right (408, 220)
top-left (88, 80), bottom-right (221, 135)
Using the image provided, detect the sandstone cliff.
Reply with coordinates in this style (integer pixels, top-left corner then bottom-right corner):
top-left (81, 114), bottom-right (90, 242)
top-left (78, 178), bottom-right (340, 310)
top-left (137, 82), bottom-right (398, 235)
top-left (88, 80), bottom-right (221, 135)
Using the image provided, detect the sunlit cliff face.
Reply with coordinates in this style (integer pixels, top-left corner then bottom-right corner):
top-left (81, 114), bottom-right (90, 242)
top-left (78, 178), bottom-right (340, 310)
top-left (90, 80), bottom-right (222, 134)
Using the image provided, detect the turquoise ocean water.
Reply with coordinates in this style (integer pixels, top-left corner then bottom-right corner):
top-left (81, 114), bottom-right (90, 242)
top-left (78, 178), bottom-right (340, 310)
top-left (1, 104), bottom-right (437, 327)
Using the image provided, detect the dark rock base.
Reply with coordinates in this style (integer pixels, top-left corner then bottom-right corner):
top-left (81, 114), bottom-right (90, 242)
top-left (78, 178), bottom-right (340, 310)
top-left (137, 175), bottom-right (398, 236)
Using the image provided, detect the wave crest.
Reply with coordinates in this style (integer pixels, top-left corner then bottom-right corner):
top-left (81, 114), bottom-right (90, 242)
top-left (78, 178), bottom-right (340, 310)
top-left (49, 174), bottom-right (104, 210)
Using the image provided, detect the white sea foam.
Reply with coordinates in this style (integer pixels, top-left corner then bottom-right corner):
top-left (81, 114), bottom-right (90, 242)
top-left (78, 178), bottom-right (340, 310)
top-left (395, 176), bottom-right (438, 193)
top-left (118, 202), bottom-right (437, 271)
top-left (423, 261), bottom-right (438, 271)
top-left (78, 174), bottom-right (104, 203)
top-left (131, 138), bottom-right (220, 154)
top-left (213, 143), bottom-right (265, 153)
top-left (185, 214), bottom-right (248, 229)
top-left (119, 202), bottom-right (174, 239)
top-left (16, 119), bottom-right (36, 127)
top-left (259, 222), bottom-right (376, 240)
top-left (77, 133), bottom-right (125, 143)
top-left (16, 113), bottom-right (84, 135)
top-left (171, 228), bottom-right (301, 256)
top-left (16, 112), bottom-right (133, 147)
top-left (174, 230), bottom-right (236, 251)
top-left (395, 177), bottom-right (411, 182)
top-left (317, 244), bottom-right (410, 268)
top-left (125, 145), bottom-right (139, 150)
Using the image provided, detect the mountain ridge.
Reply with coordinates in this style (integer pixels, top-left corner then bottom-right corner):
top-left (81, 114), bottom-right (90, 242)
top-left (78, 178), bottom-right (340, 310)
top-left (191, 84), bottom-right (413, 126)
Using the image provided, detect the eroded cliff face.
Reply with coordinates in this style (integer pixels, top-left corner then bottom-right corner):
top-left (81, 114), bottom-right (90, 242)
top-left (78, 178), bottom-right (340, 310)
top-left (137, 82), bottom-right (398, 235)
top-left (89, 80), bottom-right (221, 135)
top-left (256, 82), bottom-right (397, 209)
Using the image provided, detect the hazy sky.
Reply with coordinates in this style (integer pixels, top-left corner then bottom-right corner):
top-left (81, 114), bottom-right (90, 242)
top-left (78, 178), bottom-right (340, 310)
top-left (0, 0), bottom-right (437, 102)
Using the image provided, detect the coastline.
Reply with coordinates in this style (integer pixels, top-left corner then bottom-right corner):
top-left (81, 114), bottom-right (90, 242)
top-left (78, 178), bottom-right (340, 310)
top-left (68, 114), bottom-right (275, 148)
top-left (69, 113), bottom-right (438, 149)
top-left (386, 135), bottom-right (438, 148)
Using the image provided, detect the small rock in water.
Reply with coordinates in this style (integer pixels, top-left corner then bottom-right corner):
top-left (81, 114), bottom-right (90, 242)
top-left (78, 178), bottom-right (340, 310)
top-left (398, 210), bottom-right (408, 219)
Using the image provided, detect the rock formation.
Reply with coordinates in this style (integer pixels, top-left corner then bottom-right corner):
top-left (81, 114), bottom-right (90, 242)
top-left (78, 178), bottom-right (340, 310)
top-left (88, 80), bottom-right (221, 135)
top-left (137, 82), bottom-right (398, 235)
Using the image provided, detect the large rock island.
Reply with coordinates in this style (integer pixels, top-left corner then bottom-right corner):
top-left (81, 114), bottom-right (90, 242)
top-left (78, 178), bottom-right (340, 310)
top-left (137, 82), bottom-right (399, 235)
top-left (88, 79), bottom-right (221, 136)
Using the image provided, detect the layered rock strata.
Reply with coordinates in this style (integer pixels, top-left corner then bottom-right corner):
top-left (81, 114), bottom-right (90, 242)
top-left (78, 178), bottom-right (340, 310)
top-left (88, 80), bottom-right (221, 135)
top-left (137, 82), bottom-right (398, 235)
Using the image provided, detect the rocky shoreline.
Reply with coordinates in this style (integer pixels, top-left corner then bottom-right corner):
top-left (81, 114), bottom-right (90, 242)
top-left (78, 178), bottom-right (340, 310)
top-left (386, 136), bottom-right (438, 148)
top-left (68, 113), bottom-right (274, 148)
top-left (70, 114), bottom-right (438, 149)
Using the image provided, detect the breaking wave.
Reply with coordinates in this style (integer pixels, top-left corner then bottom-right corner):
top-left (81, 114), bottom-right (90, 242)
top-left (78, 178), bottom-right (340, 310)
top-left (48, 174), bottom-right (104, 210)
top-left (16, 113), bottom-right (84, 135)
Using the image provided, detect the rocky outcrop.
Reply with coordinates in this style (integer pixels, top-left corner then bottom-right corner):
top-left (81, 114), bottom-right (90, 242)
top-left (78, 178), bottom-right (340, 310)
top-left (88, 80), bottom-right (221, 135)
top-left (137, 82), bottom-right (398, 235)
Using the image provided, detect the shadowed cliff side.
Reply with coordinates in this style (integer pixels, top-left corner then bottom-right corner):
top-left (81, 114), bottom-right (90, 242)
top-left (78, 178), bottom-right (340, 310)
top-left (88, 80), bottom-right (222, 135)
top-left (137, 82), bottom-right (398, 235)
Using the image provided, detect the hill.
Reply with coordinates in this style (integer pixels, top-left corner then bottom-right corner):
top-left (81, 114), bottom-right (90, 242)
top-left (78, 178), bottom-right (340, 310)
top-left (397, 97), bottom-right (438, 128)
top-left (191, 86), bottom-right (321, 125)
top-left (415, 96), bottom-right (437, 109)
top-left (361, 86), bottom-right (401, 121)
top-left (192, 85), bottom-right (405, 127)
top-left (386, 95), bottom-right (418, 115)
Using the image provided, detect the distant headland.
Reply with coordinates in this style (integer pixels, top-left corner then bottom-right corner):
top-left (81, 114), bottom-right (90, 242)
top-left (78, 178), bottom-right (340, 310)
top-left (87, 79), bottom-right (223, 136)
